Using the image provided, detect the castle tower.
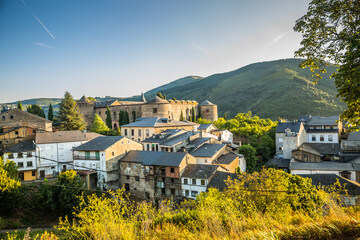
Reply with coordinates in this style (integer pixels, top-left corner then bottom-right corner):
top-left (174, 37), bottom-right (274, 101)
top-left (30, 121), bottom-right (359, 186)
top-left (77, 95), bottom-right (95, 129)
top-left (199, 100), bottom-right (218, 122)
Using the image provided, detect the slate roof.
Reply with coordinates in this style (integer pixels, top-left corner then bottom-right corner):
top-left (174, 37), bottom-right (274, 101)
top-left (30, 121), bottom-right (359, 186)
top-left (198, 124), bottom-right (214, 130)
top-left (298, 115), bottom-right (311, 125)
top-left (181, 164), bottom-right (219, 179)
top-left (190, 143), bottom-right (226, 158)
top-left (298, 174), bottom-right (360, 195)
top-left (307, 115), bottom-right (339, 126)
top-left (161, 131), bottom-right (195, 147)
top-left (199, 100), bottom-right (215, 106)
top-left (297, 143), bottom-right (341, 155)
top-left (36, 131), bottom-right (100, 144)
top-left (213, 152), bottom-right (239, 165)
top-left (122, 117), bottom-right (197, 128)
top-left (265, 158), bottom-right (291, 168)
top-left (186, 137), bottom-right (212, 153)
top-left (5, 140), bottom-right (35, 153)
top-left (276, 122), bottom-right (302, 133)
top-left (78, 95), bottom-right (90, 103)
top-left (94, 100), bottom-right (119, 108)
top-left (73, 136), bottom-right (125, 151)
top-left (0, 109), bottom-right (52, 123)
top-left (289, 160), bottom-right (357, 171)
top-left (207, 171), bottom-right (239, 191)
top-left (347, 132), bottom-right (360, 141)
top-left (120, 150), bottom-right (187, 167)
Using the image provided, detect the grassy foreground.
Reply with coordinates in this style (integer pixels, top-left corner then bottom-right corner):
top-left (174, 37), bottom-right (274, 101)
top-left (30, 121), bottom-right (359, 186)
top-left (3, 169), bottom-right (360, 240)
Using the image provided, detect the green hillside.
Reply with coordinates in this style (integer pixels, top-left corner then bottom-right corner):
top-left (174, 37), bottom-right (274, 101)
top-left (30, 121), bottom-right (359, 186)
top-left (145, 76), bottom-right (203, 95)
top-left (150, 58), bottom-right (345, 120)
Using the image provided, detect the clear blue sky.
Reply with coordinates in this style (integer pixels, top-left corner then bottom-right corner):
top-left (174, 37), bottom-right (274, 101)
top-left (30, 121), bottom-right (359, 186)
top-left (0, 0), bottom-right (310, 103)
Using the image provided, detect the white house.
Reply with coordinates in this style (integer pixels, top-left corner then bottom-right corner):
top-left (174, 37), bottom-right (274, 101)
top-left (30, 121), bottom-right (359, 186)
top-left (306, 116), bottom-right (341, 143)
top-left (35, 131), bottom-right (100, 178)
top-left (275, 121), bottom-right (306, 159)
top-left (181, 164), bottom-right (220, 199)
top-left (3, 140), bottom-right (37, 181)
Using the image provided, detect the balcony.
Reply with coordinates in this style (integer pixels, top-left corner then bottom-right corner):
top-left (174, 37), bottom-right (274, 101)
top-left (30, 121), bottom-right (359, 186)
top-left (74, 156), bottom-right (100, 160)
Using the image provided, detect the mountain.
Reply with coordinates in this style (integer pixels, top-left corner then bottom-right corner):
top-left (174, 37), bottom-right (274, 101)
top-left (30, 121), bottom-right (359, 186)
top-left (144, 58), bottom-right (346, 120)
top-left (145, 76), bottom-right (203, 95)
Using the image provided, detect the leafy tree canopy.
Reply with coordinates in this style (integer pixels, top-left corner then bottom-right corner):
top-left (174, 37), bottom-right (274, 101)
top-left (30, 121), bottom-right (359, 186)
top-left (0, 159), bottom-right (20, 192)
top-left (90, 114), bottom-right (109, 134)
top-left (294, 0), bottom-right (360, 130)
top-left (26, 104), bottom-right (45, 118)
top-left (58, 91), bottom-right (86, 130)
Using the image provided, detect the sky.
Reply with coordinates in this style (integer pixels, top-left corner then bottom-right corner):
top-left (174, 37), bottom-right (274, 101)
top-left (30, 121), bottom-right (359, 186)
top-left (0, 0), bottom-right (310, 103)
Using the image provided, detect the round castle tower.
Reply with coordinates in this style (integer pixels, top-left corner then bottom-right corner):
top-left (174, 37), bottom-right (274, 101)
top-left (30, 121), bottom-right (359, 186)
top-left (199, 100), bottom-right (218, 122)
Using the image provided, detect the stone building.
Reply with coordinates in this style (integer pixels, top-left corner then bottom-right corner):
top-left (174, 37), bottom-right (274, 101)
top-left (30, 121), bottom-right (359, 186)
top-left (77, 95), bottom-right (218, 129)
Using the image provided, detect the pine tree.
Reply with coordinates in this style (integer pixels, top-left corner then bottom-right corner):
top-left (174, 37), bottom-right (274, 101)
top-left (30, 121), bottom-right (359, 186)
top-left (27, 104), bottom-right (45, 118)
top-left (17, 101), bottom-right (24, 111)
top-left (132, 111), bottom-right (136, 122)
top-left (48, 103), bottom-right (54, 121)
top-left (122, 111), bottom-right (130, 125)
top-left (198, 107), bottom-right (202, 119)
top-left (105, 106), bottom-right (112, 129)
top-left (58, 91), bottom-right (86, 130)
top-left (90, 114), bottom-right (109, 134)
top-left (191, 106), bottom-right (196, 122)
top-left (223, 113), bottom-right (227, 120)
top-left (180, 110), bottom-right (184, 121)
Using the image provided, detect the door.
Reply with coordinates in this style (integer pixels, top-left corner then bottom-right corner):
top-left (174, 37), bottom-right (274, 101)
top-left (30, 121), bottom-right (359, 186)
top-left (40, 170), bottom-right (45, 178)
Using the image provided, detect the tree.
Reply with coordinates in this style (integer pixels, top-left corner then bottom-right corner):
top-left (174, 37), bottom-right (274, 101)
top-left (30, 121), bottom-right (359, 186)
top-left (122, 111), bottom-right (130, 125)
top-left (105, 106), bottom-right (112, 129)
top-left (223, 113), bottom-right (227, 120)
top-left (27, 104), bottom-right (45, 118)
top-left (179, 110), bottom-right (184, 121)
top-left (294, 0), bottom-right (360, 130)
top-left (0, 159), bottom-right (20, 192)
top-left (132, 111), bottom-right (136, 122)
top-left (53, 170), bottom-right (85, 217)
top-left (48, 103), bottom-right (54, 121)
top-left (191, 106), bottom-right (196, 122)
top-left (17, 101), bottom-right (24, 111)
top-left (239, 145), bottom-right (260, 173)
top-left (90, 114), bottom-right (109, 134)
top-left (58, 91), bottom-right (86, 130)
top-left (156, 92), bottom-right (166, 99)
top-left (119, 110), bottom-right (124, 126)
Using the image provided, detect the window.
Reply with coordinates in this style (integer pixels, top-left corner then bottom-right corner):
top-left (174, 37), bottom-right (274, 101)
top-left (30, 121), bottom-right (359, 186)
top-left (170, 167), bottom-right (175, 173)
top-left (145, 176), bottom-right (150, 182)
top-left (112, 152), bottom-right (115, 156)
top-left (15, 131), bottom-right (18, 135)
top-left (312, 135), bottom-right (316, 141)
top-left (146, 129), bottom-right (149, 137)
top-left (125, 129), bottom-right (128, 136)
top-left (171, 189), bottom-right (175, 195)
top-left (96, 163), bottom-right (100, 169)
top-left (185, 190), bottom-right (189, 196)
top-left (33, 130), bottom-right (36, 133)
top-left (126, 175), bottom-right (130, 180)
top-left (146, 144), bottom-right (150, 151)
top-left (328, 135), bottom-right (333, 142)
top-left (205, 159), bottom-right (207, 163)
top-left (17, 153), bottom-right (23, 158)
top-left (10, 115), bottom-right (13, 119)
top-left (8, 154), bottom-right (14, 159)
top-left (114, 112), bottom-right (116, 117)
top-left (320, 135), bottom-right (324, 141)
top-left (184, 179), bottom-right (188, 185)
top-left (2, 116), bottom-right (6, 119)
top-left (171, 178), bottom-right (174, 183)
top-left (192, 179), bottom-right (196, 185)
top-left (18, 162), bottom-right (24, 168)
top-left (135, 176), bottom-right (140, 181)
top-left (138, 129), bottom-right (141, 137)
top-left (131, 129), bottom-right (134, 136)
top-left (26, 152), bottom-right (32, 157)
top-left (138, 138), bottom-right (140, 142)
top-left (206, 109), bottom-right (209, 113)
top-left (27, 161), bottom-right (32, 167)
top-left (153, 108), bottom-right (157, 114)
top-left (99, 111), bottom-right (101, 115)
top-left (191, 191), bottom-right (198, 198)
top-left (201, 179), bottom-right (205, 186)
top-left (32, 171), bottom-right (35, 176)
top-left (278, 138), bottom-right (283, 143)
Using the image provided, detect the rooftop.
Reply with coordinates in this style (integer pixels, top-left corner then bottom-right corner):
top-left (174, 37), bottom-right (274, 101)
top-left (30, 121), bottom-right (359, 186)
top-left (276, 122), bottom-right (302, 133)
top-left (122, 117), bottom-right (197, 128)
top-left (199, 100), bottom-right (215, 106)
top-left (307, 115), bottom-right (339, 126)
top-left (265, 158), bottom-right (290, 168)
top-left (181, 164), bottom-right (219, 179)
top-left (73, 136), bottom-right (125, 151)
top-left (191, 143), bottom-right (226, 158)
top-left (207, 171), bottom-right (239, 191)
top-left (36, 131), bottom-right (100, 144)
top-left (289, 160), bottom-right (358, 171)
top-left (120, 150), bottom-right (187, 167)
top-left (5, 140), bottom-right (35, 153)
top-left (296, 143), bottom-right (341, 155)
top-left (213, 152), bottom-right (239, 165)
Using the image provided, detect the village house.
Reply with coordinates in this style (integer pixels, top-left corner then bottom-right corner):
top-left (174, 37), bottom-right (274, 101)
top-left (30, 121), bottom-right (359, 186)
top-left (119, 150), bottom-right (196, 202)
top-left (141, 129), bottom-right (199, 152)
top-left (306, 115), bottom-right (341, 143)
top-left (275, 121), bottom-right (306, 159)
top-left (73, 136), bottom-right (143, 189)
top-left (0, 126), bottom-right (37, 153)
top-left (340, 131), bottom-right (360, 162)
top-left (207, 171), bottom-right (239, 191)
top-left (35, 131), bottom-right (100, 179)
top-left (3, 140), bottom-right (37, 181)
top-left (292, 143), bottom-right (341, 162)
top-left (190, 143), bottom-right (228, 164)
top-left (197, 123), bottom-right (234, 144)
top-left (212, 152), bottom-right (244, 172)
top-left (121, 117), bottom-right (198, 142)
top-left (181, 164), bottom-right (221, 199)
top-left (0, 109), bottom-right (52, 132)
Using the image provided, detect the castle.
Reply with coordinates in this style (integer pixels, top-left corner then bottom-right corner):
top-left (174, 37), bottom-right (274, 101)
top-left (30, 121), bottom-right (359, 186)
top-left (78, 93), bottom-right (218, 129)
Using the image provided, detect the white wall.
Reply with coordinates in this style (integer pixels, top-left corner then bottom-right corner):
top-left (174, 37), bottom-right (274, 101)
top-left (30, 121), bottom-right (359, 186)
top-left (181, 177), bottom-right (208, 199)
top-left (307, 133), bottom-right (339, 143)
top-left (3, 152), bottom-right (36, 171)
top-left (291, 169), bottom-right (356, 182)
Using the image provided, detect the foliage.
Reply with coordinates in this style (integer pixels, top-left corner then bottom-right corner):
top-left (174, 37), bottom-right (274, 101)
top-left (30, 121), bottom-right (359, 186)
top-left (0, 159), bottom-right (20, 193)
top-left (58, 91), bottom-right (86, 130)
top-left (17, 101), bottom-right (23, 111)
top-left (90, 114), bottom-right (109, 134)
top-left (132, 111), bottom-right (136, 122)
top-left (196, 117), bottom-right (211, 124)
top-left (239, 145), bottom-right (260, 173)
top-left (191, 106), bottom-right (196, 122)
top-left (26, 104), bottom-right (45, 118)
top-left (156, 92), bottom-right (166, 99)
top-left (294, 0), bottom-right (360, 131)
top-left (179, 110), bottom-right (184, 121)
top-left (53, 170), bottom-right (86, 217)
top-left (105, 106), bottom-right (112, 129)
top-left (48, 103), bottom-right (54, 121)
top-left (118, 110), bottom-right (130, 126)
top-left (223, 112), bottom-right (227, 120)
